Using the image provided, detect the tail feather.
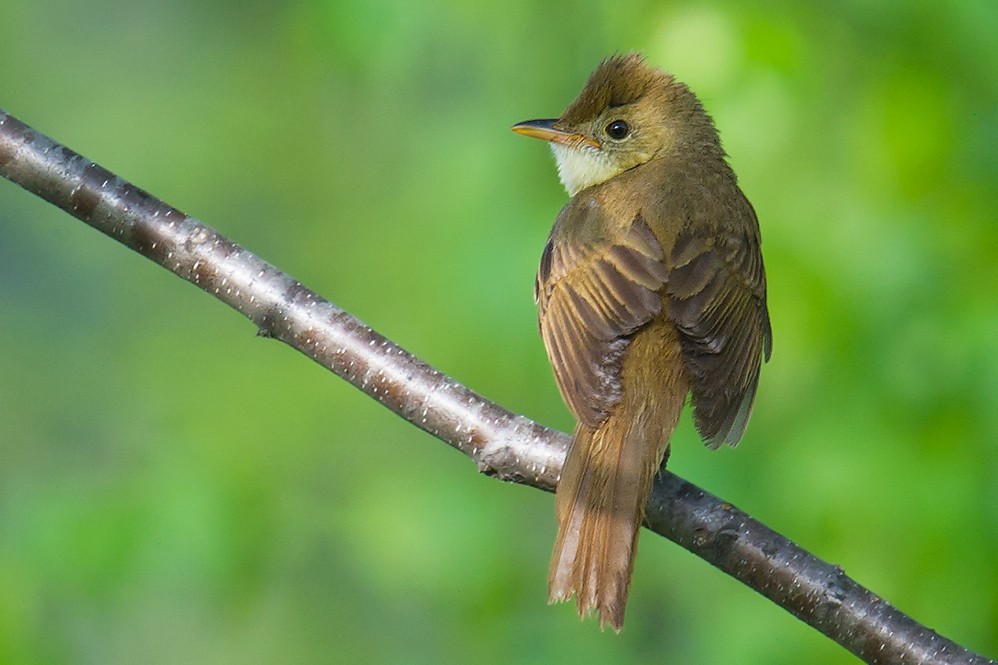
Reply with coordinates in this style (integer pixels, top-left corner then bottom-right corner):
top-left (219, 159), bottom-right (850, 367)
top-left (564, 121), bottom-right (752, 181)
top-left (548, 321), bottom-right (687, 630)
top-left (548, 413), bottom-right (658, 630)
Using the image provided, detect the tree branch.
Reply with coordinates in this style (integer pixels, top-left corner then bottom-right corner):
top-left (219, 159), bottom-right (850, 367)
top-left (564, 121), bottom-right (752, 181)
top-left (0, 110), bottom-right (991, 665)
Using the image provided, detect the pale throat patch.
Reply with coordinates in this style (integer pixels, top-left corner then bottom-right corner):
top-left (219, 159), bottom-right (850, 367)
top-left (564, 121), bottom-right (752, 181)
top-left (549, 143), bottom-right (624, 197)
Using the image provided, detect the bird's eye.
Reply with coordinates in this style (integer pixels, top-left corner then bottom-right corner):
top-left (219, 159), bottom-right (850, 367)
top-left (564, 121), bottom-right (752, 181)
top-left (605, 120), bottom-right (630, 140)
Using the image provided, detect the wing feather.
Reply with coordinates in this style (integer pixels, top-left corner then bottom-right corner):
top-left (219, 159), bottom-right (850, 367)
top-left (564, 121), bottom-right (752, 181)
top-left (537, 216), bottom-right (667, 428)
top-left (667, 194), bottom-right (772, 448)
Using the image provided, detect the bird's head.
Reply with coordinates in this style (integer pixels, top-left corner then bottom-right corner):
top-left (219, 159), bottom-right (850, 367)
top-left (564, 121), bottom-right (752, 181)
top-left (513, 54), bottom-right (718, 196)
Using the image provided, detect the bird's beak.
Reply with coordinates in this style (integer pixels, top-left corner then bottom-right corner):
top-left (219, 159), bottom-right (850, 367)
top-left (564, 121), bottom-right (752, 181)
top-left (511, 119), bottom-right (600, 149)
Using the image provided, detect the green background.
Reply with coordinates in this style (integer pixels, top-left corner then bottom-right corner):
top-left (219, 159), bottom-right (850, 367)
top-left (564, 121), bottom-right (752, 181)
top-left (1, 1), bottom-right (996, 663)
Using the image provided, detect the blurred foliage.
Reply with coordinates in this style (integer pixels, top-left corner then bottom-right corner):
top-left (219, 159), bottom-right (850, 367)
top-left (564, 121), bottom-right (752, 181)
top-left (1, 1), bottom-right (996, 663)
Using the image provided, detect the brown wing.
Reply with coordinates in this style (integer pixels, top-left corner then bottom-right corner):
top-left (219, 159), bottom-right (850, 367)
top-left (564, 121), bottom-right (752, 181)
top-left (667, 196), bottom-right (772, 449)
top-left (536, 216), bottom-right (668, 428)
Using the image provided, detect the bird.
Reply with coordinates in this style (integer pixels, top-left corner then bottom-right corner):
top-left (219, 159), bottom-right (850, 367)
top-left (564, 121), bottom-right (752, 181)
top-left (511, 53), bottom-right (772, 631)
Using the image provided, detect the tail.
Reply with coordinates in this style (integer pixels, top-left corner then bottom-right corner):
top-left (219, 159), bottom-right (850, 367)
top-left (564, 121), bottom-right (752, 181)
top-left (548, 323), bottom-right (686, 631)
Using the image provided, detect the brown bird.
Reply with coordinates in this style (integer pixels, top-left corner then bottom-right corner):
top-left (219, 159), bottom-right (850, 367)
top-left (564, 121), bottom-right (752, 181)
top-left (512, 54), bottom-right (771, 630)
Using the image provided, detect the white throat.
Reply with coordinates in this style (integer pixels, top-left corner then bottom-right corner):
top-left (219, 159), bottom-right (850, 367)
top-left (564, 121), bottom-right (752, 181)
top-left (549, 143), bottom-right (622, 196)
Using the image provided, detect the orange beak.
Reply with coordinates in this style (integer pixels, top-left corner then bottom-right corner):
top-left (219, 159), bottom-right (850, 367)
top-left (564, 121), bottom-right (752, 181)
top-left (511, 119), bottom-right (600, 149)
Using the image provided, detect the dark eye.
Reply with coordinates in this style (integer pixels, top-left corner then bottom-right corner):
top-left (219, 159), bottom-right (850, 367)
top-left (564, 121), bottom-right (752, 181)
top-left (605, 120), bottom-right (630, 140)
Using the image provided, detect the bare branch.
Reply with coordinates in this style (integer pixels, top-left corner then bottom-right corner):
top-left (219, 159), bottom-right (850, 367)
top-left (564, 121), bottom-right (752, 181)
top-left (0, 110), bottom-right (991, 665)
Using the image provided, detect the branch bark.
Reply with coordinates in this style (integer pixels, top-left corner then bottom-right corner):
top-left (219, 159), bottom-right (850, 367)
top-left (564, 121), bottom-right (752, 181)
top-left (0, 109), bottom-right (991, 665)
